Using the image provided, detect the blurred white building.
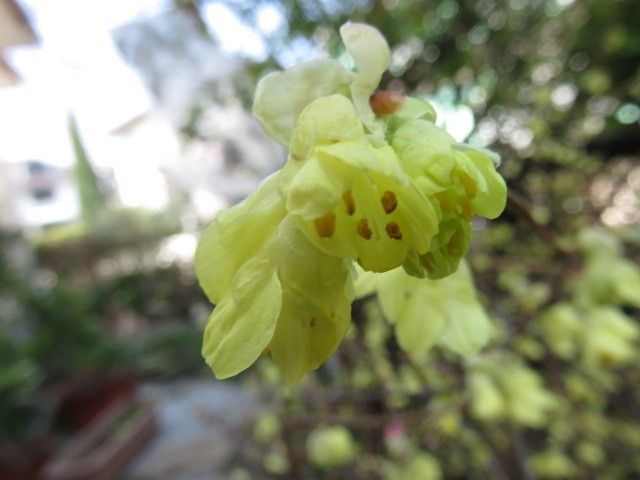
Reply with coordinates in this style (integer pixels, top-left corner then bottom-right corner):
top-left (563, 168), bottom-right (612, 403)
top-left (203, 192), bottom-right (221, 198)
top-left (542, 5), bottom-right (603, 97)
top-left (0, 0), bottom-right (37, 86)
top-left (112, 8), bottom-right (285, 221)
top-left (0, 4), bottom-right (284, 232)
top-left (0, 160), bottom-right (79, 229)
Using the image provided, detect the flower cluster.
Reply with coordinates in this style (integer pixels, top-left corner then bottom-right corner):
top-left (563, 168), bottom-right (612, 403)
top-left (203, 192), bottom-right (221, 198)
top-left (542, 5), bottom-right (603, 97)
top-left (539, 229), bottom-right (640, 369)
top-left (195, 22), bottom-right (507, 382)
top-left (467, 353), bottom-right (558, 427)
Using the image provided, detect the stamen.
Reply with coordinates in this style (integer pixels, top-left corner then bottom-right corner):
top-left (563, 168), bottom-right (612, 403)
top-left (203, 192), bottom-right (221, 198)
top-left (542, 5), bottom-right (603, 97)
top-left (342, 191), bottom-right (356, 215)
top-left (370, 91), bottom-right (405, 116)
top-left (600, 353), bottom-right (616, 366)
top-left (460, 199), bottom-right (475, 221)
top-left (435, 192), bottom-right (453, 213)
top-left (314, 211), bottom-right (336, 238)
top-left (456, 169), bottom-right (477, 198)
top-left (356, 218), bottom-right (373, 240)
top-left (380, 191), bottom-right (397, 214)
top-left (385, 222), bottom-right (402, 240)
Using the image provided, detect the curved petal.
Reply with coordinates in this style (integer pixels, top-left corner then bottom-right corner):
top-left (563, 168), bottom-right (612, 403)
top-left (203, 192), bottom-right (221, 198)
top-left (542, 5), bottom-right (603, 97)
top-left (353, 264), bottom-right (379, 298)
top-left (289, 94), bottom-right (364, 161)
top-left (290, 144), bottom-right (438, 273)
top-left (402, 249), bottom-right (428, 279)
top-left (458, 150), bottom-right (507, 219)
top-left (268, 222), bottom-right (353, 383)
top-left (376, 268), bottom-right (447, 358)
top-left (375, 262), bottom-right (492, 358)
top-left (286, 151), bottom-right (354, 220)
top-left (436, 262), bottom-right (494, 356)
top-left (317, 142), bottom-right (408, 181)
top-left (340, 22), bottom-right (390, 135)
top-left (384, 96), bottom-right (437, 129)
top-left (339, 22), bottom-right (389, 91)
top-left (202, 255), bottom-right (282, 379)
top-left (453, 143), bottom-right (501, 166)
top-left (252, 58), bottom-right (352, 146)
top-left (194, 173), bottom-right (286, 304)
top-left (419, 218), bottom-right (472, 280)
top-left (392, 119), bottom-right (455, 186)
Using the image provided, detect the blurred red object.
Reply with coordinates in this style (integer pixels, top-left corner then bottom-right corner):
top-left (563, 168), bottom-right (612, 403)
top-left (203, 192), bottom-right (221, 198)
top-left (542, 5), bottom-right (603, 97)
top-left (42, 399), bottom-right (157, 480)
top-left (53, 372), bottom-right (137, 431)
top-left (0, 437), bottom-right (54, 480)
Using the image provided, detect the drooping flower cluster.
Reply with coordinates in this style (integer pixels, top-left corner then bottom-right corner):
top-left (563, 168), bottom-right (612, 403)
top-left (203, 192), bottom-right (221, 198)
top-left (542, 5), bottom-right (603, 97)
top-left (354, 261), bottom-right (494, 359)
top-left (195, 22), bottom-right (507, 382)
top-left (539, 229), bottom-right (640, 369)
top-left (467, 353), bottom-right (558, 427)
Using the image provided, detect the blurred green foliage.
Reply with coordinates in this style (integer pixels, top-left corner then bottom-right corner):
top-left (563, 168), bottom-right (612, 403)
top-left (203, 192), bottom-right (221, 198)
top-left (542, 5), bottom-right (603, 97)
top-left (0, 232), bottom-right (205, 445)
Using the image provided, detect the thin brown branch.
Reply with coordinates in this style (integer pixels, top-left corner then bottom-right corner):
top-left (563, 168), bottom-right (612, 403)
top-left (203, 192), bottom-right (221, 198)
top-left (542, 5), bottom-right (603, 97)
top-left (284, 408), bottom-right (430, 430)
top-left (506, 189), bottom-right (572, 254)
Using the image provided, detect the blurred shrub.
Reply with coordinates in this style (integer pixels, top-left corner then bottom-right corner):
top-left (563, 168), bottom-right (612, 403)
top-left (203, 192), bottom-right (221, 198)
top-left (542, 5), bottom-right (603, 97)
top-left (137, 324), bottom-right (204, 379)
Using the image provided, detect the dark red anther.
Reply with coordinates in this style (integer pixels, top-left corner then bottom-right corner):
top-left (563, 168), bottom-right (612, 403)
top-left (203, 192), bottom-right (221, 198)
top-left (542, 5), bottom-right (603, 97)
top-left (370, 91), bottom-right (405, 116)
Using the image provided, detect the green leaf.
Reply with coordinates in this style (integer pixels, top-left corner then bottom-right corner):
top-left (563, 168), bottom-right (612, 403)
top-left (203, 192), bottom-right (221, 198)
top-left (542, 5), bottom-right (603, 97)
top-left (500, 364), bottom-right (557, 427)
top-left (583, 307), bottom-right (639, 367)
top-left (468, 372), bottom-right (505, 421)
top-left (396, 452), bottom-right (442, 480)
top-left (540, 303), bottom-right (581, 359)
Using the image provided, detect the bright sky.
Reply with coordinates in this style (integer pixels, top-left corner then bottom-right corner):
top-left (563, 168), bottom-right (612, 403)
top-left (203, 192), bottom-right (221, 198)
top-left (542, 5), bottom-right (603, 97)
top-left (202, 2), bottom-right (268, 60)
top-left (0, 0), bottom-right (285, 167)
top-left (1, 0), bottom-right (162, 166)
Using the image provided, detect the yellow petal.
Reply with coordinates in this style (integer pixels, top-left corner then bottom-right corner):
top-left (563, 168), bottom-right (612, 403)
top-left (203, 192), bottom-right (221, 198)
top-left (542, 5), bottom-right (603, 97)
top-left (459, 150), bottom-right (507, 219)
top-left (392, 119), bottom-right (455, 187)
top-left (289, 94), bottom-right (364, 161)
top-left (339, 22), bottom-right (390, 136)
top-left (376, 268), bottom-right (447, 358)
top-left (291, 143), bottom-right (438, 273)
top-left (436, 261), bottom-right (494, 355)
top-left (269, 221), bottom-right (353, 382)
top-left (202, 255), bottom-right (282, 379)
top-left (374, 261), bottom-right (492, 358)
top-left (195, 172), bottom-right (286, 303)
top-left (286, 153), bottom-right (354, 220)
top-left (252, 58), bottom-right (352, 145)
